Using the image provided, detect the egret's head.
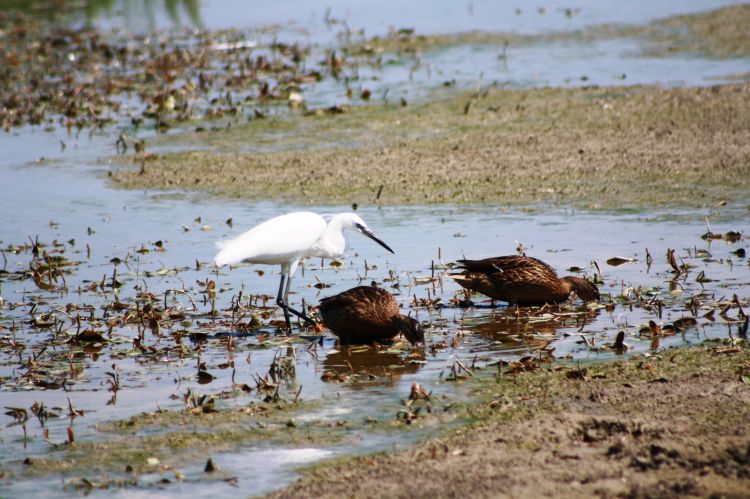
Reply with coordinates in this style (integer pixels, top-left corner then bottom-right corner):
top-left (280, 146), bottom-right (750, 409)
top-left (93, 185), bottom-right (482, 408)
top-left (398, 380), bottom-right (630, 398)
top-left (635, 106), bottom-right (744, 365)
top-left (335, 213), bottom-right (394, 254)
top-left (334, 213), bottom-right (367, 230)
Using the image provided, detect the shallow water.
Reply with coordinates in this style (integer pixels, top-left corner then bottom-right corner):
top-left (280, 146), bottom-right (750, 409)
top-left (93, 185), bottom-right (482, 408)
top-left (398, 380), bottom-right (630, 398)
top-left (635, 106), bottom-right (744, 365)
top-left (1, 90), bottom-right (749, 499)
top-left (3, 0), bottom-right (748, 138)
top-left (1, 0), bottom-right (749, 496)
top-left (28, 0), bottom-right (744, 36)
top-left (1, 145), bottom-right (748, 495)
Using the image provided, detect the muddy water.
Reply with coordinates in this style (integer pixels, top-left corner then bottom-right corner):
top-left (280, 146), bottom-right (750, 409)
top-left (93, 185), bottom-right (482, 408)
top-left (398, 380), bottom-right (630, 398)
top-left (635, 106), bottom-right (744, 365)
top-left (1, 1), bottom-right (749, 496)
top-left (1, 144), bottom-right (748, 496)
top-left (41, 0), bottom-right (743, 35)
top-left (65, 1), bottom-right (750, 95)
top-left (4, 1), bottom-right (748, 136)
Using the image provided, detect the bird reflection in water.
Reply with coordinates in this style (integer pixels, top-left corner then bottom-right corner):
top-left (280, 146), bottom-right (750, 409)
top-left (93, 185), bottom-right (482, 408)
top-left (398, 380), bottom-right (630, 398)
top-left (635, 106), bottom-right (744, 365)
top-left (458, 304), bottom-right (603, 359)
top-left (321, 346), bottom-right (424, 385)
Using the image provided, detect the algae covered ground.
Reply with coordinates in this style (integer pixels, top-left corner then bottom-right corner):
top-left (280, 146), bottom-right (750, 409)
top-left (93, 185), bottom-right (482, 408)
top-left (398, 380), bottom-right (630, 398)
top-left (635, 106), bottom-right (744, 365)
top-left (108, 4), bottom-right (750, 210)
top-left (111, 83), bottom-right (750, 209)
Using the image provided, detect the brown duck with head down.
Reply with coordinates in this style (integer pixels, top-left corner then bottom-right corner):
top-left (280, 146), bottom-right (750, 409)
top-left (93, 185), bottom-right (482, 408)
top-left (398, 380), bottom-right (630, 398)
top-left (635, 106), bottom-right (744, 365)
top-left (450, 255), bottom-right (600, 306)
top-left (319, 286), bottom-right (424, 345)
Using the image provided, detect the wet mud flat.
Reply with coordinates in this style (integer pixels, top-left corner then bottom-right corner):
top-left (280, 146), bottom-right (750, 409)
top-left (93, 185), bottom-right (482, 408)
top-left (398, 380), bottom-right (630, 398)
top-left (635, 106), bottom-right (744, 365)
top-left (3, 3), bottom-right (749, 136)
top-left (271, 346), bottom-right (750, 499)
top-left (360, 2), bottom-right (750, 59)
top-left (2, 3), bottom-right (750, 497)
top-left (1, 206), bottom-right (747, 496)
top-left (100, 4), bottom-right (750, 209)
top-left (110, 82), bottom-right (750, 209)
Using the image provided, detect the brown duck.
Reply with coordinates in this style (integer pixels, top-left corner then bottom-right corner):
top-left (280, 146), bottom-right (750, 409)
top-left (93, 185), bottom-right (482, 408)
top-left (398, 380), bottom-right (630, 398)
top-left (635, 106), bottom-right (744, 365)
top-left (319, 286), bottom-right (424, 345)
top-left (450, 255), bottom-right (600, 306)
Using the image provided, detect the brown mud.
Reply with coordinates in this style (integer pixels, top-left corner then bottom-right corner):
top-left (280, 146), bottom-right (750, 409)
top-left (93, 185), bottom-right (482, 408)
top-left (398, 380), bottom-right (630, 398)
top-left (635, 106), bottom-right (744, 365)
top-left (355, 3), bottom-right (750, 58)
top-left (5, 4), bottom-right (750, 496)
top-left (270, 346), bottom-right (750, 498)
top-left (111, 83), bottom-right (750, 209)
top-left (105, 5), bottom-right (750, 209)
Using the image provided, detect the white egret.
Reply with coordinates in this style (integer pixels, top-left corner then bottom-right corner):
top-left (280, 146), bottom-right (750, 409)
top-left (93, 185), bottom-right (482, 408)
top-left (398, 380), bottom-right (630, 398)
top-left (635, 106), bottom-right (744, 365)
top-left (214, 211), bottom-right (394, 330)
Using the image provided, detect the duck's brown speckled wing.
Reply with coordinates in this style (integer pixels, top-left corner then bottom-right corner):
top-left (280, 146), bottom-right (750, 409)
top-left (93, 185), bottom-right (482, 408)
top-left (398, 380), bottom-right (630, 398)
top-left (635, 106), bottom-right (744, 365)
top-left (319, 286), bottom-right (401, 343)
top-left (457, 256), bottom-right (558, 277)
top-left (319, 286), bottom-right (399, 319)
top-left (454, 256), bottom-right (568, 305)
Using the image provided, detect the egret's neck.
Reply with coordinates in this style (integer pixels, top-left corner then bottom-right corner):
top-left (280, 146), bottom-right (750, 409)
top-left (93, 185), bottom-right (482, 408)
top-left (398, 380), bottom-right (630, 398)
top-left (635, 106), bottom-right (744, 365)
top-left (314, 216), bottom-right (347, 259)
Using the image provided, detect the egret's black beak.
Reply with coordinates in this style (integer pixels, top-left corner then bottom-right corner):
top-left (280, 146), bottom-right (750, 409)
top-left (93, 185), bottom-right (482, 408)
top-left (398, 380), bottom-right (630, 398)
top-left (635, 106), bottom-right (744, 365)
top-left (356, 224), bottom-right (394, 254)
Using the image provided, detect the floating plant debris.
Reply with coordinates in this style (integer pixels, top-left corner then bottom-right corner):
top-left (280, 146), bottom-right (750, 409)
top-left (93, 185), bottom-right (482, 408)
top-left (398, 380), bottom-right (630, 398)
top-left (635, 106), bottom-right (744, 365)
top-left (0, 10), bottom-right (424, 133)
top-left (606, 256), bottom-right (637, 267)
top-left (1, 207), bottom-right (749, 496)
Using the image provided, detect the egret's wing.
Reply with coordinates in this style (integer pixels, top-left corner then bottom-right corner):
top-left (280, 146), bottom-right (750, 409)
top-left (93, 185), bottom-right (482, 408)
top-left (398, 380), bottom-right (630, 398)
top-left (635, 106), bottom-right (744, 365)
top-left (214, 212), bottom-right (326, 266)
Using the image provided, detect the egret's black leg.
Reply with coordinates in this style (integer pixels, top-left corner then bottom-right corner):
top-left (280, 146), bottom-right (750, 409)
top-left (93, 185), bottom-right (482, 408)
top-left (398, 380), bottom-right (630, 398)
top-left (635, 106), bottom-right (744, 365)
top-left (275, 274), bottom-right (316, 330)
top-left (283, 275), bottom-right (317, 325)
top-left (276, 274), bottom-right (292, 331)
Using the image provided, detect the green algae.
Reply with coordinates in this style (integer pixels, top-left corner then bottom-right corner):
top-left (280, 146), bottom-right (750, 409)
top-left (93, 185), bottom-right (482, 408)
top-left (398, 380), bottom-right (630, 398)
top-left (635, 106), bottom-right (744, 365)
top-left (15, 399), bottom-right (345, 477)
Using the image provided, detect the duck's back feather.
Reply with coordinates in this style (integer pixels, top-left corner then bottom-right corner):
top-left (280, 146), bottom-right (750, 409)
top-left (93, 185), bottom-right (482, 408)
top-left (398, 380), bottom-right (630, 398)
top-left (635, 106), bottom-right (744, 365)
top-left (319, 286), bottom-right (403, 344)
top-left (453, 255), bottom-right (569, 305)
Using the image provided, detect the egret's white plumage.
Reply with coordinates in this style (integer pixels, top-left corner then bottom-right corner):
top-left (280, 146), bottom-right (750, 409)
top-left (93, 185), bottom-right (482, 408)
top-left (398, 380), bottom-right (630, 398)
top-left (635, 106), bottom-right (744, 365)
top-left (214, 211), bottom-right (393, 330)
top-left (215, 212), bottom-right (327, 273)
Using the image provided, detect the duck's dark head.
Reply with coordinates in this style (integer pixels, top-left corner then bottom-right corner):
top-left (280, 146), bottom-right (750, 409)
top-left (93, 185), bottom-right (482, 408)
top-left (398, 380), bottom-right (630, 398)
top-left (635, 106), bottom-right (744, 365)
top-left (393, 315), bottom-right (424, 345)
top-left (561, 276), bottom-right (600, 303)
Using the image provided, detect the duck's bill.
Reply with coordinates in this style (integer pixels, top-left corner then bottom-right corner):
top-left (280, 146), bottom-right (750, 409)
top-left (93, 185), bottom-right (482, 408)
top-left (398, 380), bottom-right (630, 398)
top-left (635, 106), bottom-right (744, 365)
top-left (359, 226), bottom-right (394, 254)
